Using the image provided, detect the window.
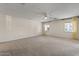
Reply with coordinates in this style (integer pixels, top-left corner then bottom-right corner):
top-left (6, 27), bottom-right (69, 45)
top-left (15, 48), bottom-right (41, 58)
top-left (44, 24), bottom-right (50, 32)
top-left (64, 23), bottom-right (73, 32)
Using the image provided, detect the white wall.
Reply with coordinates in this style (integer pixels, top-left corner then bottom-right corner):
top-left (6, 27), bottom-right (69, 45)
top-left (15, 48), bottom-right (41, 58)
top-left (45, 19), bottom-right (73, 39)
top-left (0, 14), bottom-right (6, 42)
top-left (11, 17), bottom-right (42, 39)
top-left (0, 14), bottom-right (42, 42)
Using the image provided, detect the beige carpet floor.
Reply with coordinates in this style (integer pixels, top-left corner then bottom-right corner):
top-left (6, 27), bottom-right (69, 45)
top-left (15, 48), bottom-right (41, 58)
top-left (0, 35), bottom-right (79, 56)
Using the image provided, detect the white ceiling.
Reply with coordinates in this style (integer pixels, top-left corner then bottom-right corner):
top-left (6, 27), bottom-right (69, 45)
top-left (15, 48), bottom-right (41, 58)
top-left (0, 3), bottom-right (79, 20)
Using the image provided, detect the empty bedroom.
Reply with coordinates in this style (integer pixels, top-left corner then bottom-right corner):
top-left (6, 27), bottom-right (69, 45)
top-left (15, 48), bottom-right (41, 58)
top-left (0, 3), bottom-right (79, 56)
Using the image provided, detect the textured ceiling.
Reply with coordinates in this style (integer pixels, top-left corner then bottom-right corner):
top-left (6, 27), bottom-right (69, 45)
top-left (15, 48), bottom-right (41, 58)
top-left (0, 3), bottom-right (79, 20)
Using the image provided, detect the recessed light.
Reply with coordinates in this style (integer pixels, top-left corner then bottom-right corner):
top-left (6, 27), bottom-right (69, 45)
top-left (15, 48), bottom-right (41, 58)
top-left (44, 16), bottom-right (47, 19)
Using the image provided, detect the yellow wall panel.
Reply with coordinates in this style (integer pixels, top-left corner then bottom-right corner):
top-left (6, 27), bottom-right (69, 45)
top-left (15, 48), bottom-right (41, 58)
top-left (72, 16), bottom-right (78, 40)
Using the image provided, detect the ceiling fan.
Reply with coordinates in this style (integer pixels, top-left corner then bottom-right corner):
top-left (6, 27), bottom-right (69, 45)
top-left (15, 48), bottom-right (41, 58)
top-left (36, 12), bottom-right (57, 22)
top-left (41, 12), bottom-right (48, 20)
